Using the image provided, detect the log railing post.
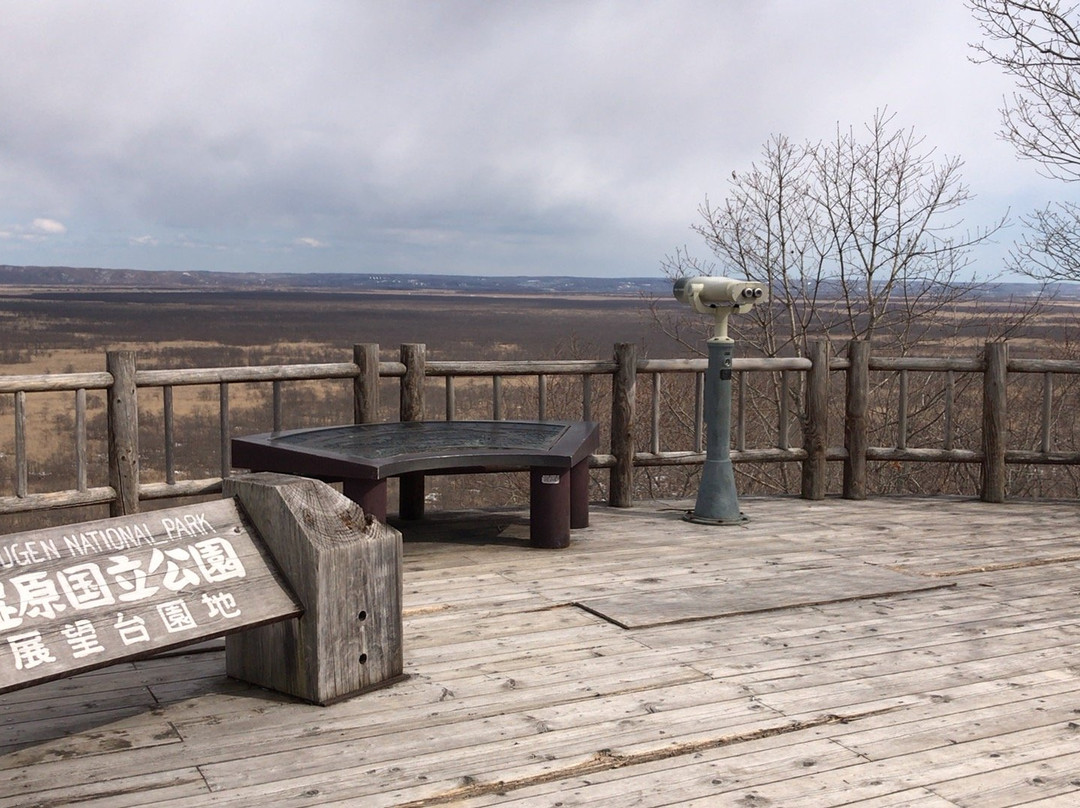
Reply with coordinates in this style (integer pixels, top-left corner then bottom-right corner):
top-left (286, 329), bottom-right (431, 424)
top-left (354, 343), bottom-right (381, 424)
top-left (981, 341), bottom-right (1008, 503)
top-left (609, 342), bottom-right (638, 507)
top-left (399, 343), bottom-right (426, 423)
top-left (801, 340), bottom-right (830, 500)
top-left (843, 339), bottom-right (870, 499)
top-left (107, 350), bottom-right (140, 516)
top-left (398, 344), bottom-right (427, 519)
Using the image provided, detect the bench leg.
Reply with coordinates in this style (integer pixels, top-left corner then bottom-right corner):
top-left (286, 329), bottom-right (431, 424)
top-left (399, 472), bottom-right (425, 520)
top-left (343, 478), bottom-right (388, 523)
top-left (530, 468), bottom-right (570, 549)
top-left (570, 458), bottom-right (590, 529)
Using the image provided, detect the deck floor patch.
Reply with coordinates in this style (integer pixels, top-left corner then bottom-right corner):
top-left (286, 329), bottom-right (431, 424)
top-left (575, 563), bottom-right (953, 629)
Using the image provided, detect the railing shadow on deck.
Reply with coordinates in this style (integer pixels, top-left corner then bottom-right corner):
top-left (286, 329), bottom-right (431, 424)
top-left (1, 339), bottom-right (1078, 524)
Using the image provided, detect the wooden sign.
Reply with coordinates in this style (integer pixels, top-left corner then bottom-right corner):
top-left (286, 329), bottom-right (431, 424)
top-left (0, 498), bottom-right (302, 695)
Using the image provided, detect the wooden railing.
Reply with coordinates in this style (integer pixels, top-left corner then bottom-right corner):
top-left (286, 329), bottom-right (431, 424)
top-left (1, 339), bottom-right (1078, 519)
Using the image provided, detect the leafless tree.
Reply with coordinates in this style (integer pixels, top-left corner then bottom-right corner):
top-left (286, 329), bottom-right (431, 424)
top-left (970, 0), bottom-right (1080, 281)
top-left (658, 110), bottom-right (1009, 359)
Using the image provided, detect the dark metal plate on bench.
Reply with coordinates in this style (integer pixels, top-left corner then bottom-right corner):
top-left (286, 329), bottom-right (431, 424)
top-left (275, 421), bottom-right (570, 459)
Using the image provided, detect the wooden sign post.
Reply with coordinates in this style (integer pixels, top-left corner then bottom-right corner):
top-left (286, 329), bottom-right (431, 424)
top-left (224, 473), bottom-right (404, 704)
top-left (0, 473), bottom-right (403, 706)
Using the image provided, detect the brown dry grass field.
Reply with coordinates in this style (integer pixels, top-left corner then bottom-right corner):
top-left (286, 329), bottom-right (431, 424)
top-left (0, 286), bottom-right (677, 462)
top-left (2, 285), bottom-right (1076, 373)
top-left (0, 287), bottom-right (682, 370)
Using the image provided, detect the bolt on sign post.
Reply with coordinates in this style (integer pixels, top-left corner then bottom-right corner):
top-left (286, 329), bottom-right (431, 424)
top-left (672, 276), bottom-right (768, 525)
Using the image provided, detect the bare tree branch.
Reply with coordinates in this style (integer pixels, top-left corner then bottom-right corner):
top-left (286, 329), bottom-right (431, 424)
top-left (969, 0), bottom-right (1080, 180)
top-left (970, 1), bottom-right (1080, 281)
top-left (1008, 200), bottom-right (1080, 279)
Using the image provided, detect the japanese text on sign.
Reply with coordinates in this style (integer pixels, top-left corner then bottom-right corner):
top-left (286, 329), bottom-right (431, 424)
top-left (0, 511), bottom-right (248, 674)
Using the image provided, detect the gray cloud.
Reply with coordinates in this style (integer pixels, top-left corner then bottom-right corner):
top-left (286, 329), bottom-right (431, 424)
top-left (0, 1), bottom-right (1061, 277)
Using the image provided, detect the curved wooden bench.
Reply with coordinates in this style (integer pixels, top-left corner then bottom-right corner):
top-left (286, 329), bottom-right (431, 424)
top-left (232, 420), bottom-right (599, 549)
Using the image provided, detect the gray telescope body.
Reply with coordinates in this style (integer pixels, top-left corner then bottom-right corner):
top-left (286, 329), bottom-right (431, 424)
top-left (671, 276), bottom-right (766, 525)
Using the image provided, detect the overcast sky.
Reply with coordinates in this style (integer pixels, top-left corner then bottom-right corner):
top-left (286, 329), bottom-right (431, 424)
top-left (0, 1), bottom-right (1066, 279)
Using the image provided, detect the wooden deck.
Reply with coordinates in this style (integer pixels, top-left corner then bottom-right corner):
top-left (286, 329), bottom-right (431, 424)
top-left (4, 495), bottom-right (1080, 807)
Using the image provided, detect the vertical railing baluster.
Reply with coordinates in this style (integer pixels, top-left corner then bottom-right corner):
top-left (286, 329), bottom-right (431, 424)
top-left (164, 385), bottom-right (176, 485)
top-left (1041, 371), bottom-right (1053, 453)
top-left (445, 376), bottom-right (456, 421)
top-left (220, 383), bottom-right (231, 479)
top-left (650, 372), bottom-right (661, 454)
top-left (272, 380), bottom-right (283, 434)
top-left (15, 390), bottom-right (27, 497)
top-left (538, 374), bottom-right (547, 421)
top-left (778, 371), bottom-right (790, 450)
top-left (897, 369), bottom-right (909, 450)
top-left (76, 388), bottom-right (88, 492)
top-left (943, 369), bottom-right (955, 451)
top-left (493, 375), bottom-right (503, 420)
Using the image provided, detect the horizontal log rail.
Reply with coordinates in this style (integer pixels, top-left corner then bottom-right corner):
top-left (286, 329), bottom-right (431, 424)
top-left (1, 339), bottom-right (1077, 519)
top-left (0, 372), bottom-right (113, 394)
top-left (426, 359), bottom-right (617, 376)
top-left (133, 360), bottom-right (406, 387)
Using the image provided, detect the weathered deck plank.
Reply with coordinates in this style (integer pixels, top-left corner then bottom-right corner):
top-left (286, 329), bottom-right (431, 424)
top-left (2, 496), bottom-right (1080, 807)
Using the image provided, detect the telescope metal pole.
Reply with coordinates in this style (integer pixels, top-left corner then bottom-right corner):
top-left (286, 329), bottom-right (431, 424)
top-left (685, 334), bottom-right (745, 524)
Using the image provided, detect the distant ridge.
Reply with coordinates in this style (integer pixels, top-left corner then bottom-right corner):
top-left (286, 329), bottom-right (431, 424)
top-left (0, 264), bottom-right (1067, 299)
top-left (0, 265), bottom-right (672, 295)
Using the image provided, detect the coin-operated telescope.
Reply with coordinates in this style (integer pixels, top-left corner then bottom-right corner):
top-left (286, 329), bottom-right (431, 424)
top-left (672, 276), bottom-right (767, 342)
top-left (672, 276), bottom-right (768, 524)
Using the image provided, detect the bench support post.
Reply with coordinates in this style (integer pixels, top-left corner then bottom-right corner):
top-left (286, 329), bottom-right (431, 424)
top-left (225, 473), bottom-right (404, 705)
top-left (399, 472), bottom-right (425, 520)
top-left (530, 468), bottom-right (571, 549)
top-left (343, 478), bottom-right (388, 523)
top-left (570, 457), bottom-right (591, 529)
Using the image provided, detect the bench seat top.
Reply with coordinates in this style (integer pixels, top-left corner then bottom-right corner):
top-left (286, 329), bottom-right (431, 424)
top-left (232, 420), bottom-right (599, 481)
